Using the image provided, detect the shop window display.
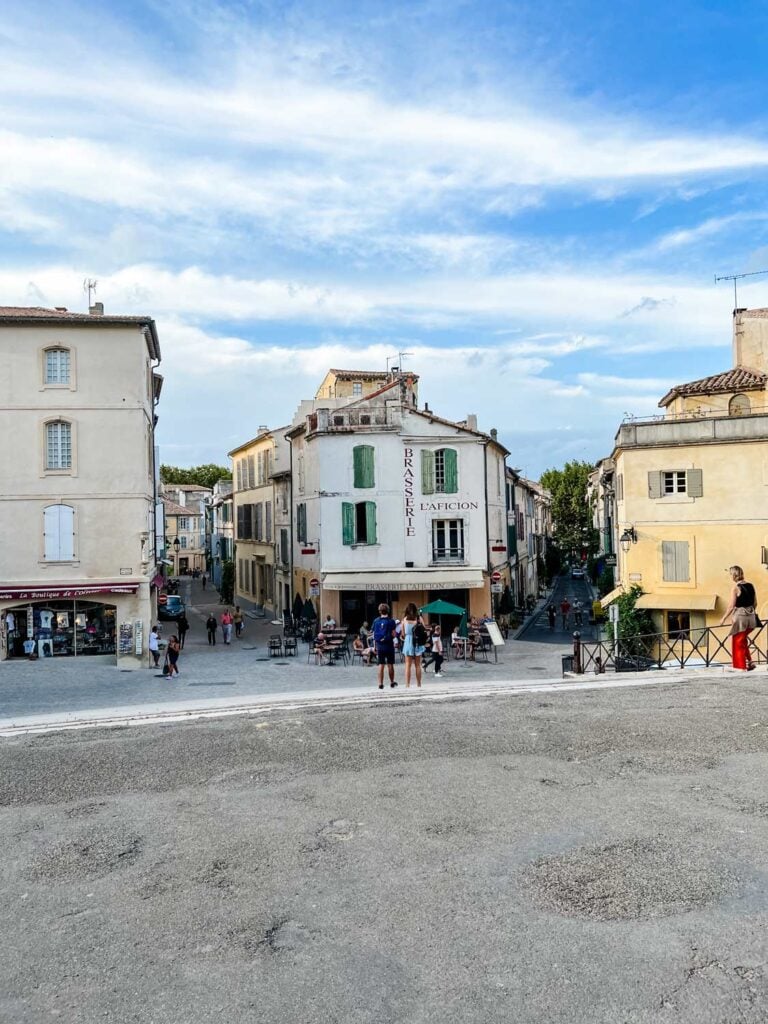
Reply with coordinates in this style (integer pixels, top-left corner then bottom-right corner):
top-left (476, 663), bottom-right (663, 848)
top-left (4, 601), bottom-right (116, 658)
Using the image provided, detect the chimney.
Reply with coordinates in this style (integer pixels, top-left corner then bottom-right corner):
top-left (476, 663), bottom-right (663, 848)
top-left (466, 414), bottom-right (478, 431)
top-left (89, 302), bottom-right (104, 315)
top-left (258, 424), bottom-right (269, 434)
top-left (490, 428), bottom-right (498, 441)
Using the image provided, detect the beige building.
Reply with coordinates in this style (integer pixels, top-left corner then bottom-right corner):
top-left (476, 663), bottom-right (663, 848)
top-left (611, 307), bottom-right (768, 636)
top-left (229, 426), bottom-right (290, 616)
top-left (161, 484), bottom-right (209, 573)
top-left (314, 368), bottom-right (419, 402)
top-left (0, 305), bottom-right (162, 668)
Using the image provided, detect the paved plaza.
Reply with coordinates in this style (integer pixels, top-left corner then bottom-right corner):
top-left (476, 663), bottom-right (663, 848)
top-left (4, 673), bottom-right (768, 1023)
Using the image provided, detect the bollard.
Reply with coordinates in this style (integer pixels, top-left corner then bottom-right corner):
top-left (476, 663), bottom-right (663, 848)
top-left (573, 630), bottom-right (585, 671)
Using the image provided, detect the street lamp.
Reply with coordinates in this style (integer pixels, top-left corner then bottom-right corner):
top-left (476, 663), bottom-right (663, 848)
top-left (619, 526), bottom-right (637, 553)
top-left (173, 537), bottom-right (181, 554)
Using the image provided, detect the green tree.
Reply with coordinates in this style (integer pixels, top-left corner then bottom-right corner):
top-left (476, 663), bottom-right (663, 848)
top-left (160, 464), bottom-right (232, 490)
top-left (614, 585), bottom-right (656, 657)
top-left (540, 461), bottom-right (597, 562)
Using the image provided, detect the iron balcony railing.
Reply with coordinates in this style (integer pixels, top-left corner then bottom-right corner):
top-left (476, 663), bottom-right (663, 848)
top-left (573, 623), bottom-right (767, 674)
top-left (432, 546), bottom-right (465, 562)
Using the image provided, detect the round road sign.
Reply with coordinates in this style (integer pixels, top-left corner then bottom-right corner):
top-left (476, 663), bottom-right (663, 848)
top-left (491, 571), bottom-right (502, 583)
top-left (309, 577), bottom-right (320, 588)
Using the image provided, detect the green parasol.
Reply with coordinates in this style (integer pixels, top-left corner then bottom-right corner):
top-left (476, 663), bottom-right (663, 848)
top-left (419, 599), bottom-right (466, 616)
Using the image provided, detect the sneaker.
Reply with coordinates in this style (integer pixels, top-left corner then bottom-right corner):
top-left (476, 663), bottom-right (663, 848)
top-left (435, 672), bottom-right (442, 677)
top-left (390, 681), bottom-right (398, 688)
top-left (378, 683), bottom-right (384, 689)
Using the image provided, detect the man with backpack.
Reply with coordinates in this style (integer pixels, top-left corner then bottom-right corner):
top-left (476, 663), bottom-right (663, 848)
top-left (372, 602), bottom-right (398, 690)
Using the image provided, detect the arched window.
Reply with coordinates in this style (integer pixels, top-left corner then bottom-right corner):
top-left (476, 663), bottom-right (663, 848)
top-left (729, 393), bottom-right (751, 416)
top-left (44, 347), bottom-right (71, 385)
top-left (43, 504), bottom-right (75, 561)
top-left (45, 420), bottom-right (72, 470)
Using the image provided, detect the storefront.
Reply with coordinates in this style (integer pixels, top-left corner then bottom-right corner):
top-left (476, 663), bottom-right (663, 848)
top-left (0, 583), bottom-right (145, 666)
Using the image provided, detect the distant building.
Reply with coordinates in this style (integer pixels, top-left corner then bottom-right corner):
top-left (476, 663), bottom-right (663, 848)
top-left (0, 304), bottom-right (162, 668)
top-left (314, 368), bottom-right (419, 402)
top-left (288, 373), bottom-right (508, 628)
top-left (207, 480), bottom-right (234, 590)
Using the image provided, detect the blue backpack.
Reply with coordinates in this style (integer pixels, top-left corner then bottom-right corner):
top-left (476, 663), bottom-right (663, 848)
top-left (373, 616), bottom-right (394, 645)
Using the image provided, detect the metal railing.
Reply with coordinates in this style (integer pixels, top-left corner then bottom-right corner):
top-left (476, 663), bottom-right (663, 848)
top-left (573, 624), bottom-right (768, 674)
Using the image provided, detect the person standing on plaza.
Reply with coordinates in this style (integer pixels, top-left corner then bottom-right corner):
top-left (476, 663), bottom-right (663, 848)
top-left (221, 608), bottom-right (233, 644)
top-left (202, 574), bottom-right (206, 591)
top-left (402, 602), bottom-right (426, 689)
top-left (372, 602), bottom-right (398, 690)
top-left (573, 599), bottom-right (583, 627)
top-left (177, 613), bottom-right (189, 649)
top-left (206, 613), bottom-right (218, 646)
top-left (148, 624), bottom-right (161, 668)
top-left (720, 565), bottom-right (758, 671)
top-left (233, 605), bottom-right (244, 638)
top-left (560, 597), bottom-right (571, 631)
top-left (166, 635), bottom-right (181, 677)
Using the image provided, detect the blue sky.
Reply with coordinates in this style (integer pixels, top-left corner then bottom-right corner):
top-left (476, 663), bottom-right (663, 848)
top-left (3, 0), bottom-right (768, 475)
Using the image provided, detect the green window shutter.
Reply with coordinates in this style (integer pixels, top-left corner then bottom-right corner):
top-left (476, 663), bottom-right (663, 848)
top-left (444, 448), bottom-right (458, 492)
top-left (686, 468), bottom-right (703, 497)
top-left (353, 445), bottom-right (375, 488)
top-left (507, 523), bottom-right (517, 552)
top-left (365, 501), bottom-right (377, 544)
top-left (297, 503), bottom-right (306, 543)
top-left (421, 450), bottom-right (435, 494)
top-left (342, 502), bottom-right (355, 545)
top-left (648, 471), bottom-right (663, 499)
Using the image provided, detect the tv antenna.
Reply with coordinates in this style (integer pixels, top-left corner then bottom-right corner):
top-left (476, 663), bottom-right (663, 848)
top-left (714, 268), bottom-right (768, 308)
top-left (83, 278), bottom-right (98, 307)
top-left (398, 350), bottom-right (413, 373)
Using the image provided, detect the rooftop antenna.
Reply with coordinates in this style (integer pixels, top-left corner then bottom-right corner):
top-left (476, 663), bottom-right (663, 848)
top-left (715, 269), bottom-right (768, 308)
top-left (398, 350), bottom-right (413, 372)
top-left (83, 278), bottom-right (97, 308)
top-left (386, 355), bottom-right (398, 375)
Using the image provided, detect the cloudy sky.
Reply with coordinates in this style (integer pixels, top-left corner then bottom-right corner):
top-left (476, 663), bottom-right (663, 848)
top-left (4, 0), bottom-right (768, 476)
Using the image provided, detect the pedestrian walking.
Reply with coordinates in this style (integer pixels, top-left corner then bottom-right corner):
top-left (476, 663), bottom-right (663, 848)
top-left (720, 565), bottom-right (758, 671)
top-left (547, 605), bottom-right (556, 631)
top-left (573, 599), bottom-right (583, 627)
top-left (372, 602), bottom-right (398, 690)
top-left (166, 635), bottom-right (181, 677)
top-left (233, 605), bottom-right (244, 638)
top-left (401, 602), bottom-right (426, 689)
top-left (423, 625), bottom-right (444, 677)
top-left (221, 608), bottom-right (233, 644)
top-left (206, 614), bottom-right (217, 645)
top-left (560, 597), bottom-right (571, 631)
top-left (202, 574), bottom-right (207, 591)
top-left (177, 613), bottom-right (189, 649)
top-left (148, 624), bottom-right (161, 668)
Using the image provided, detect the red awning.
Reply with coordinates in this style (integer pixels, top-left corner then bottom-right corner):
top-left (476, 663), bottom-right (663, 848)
top-left (0, 583), bottom-right (140, 600)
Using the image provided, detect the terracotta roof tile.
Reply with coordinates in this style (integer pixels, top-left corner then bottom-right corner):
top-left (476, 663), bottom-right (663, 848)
top-left (659, 366), bottom-right (766, 406)
top-left (162, 497), bottom-right (199, 516)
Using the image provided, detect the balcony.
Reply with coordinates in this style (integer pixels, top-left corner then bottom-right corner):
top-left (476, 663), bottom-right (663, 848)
top-left (432, 546), bottom-right (466, 564)
top-left (616, 411), bottom-right (768, 450)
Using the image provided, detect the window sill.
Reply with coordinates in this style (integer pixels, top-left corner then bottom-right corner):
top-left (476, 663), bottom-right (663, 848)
top-left (40, 560), bottom-right (80, 566)
top-left (349, 542), bottom-right (380, 549)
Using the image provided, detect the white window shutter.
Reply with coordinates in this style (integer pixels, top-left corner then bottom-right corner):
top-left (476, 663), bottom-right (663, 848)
top-left (648, 471), bottom-right (663, 499)
top-left (686, 468), bottom-right (703, 498)
top-left (60, 506), bottom-right (75, 560)
top-left (44, 505), bottom-right (61, 560)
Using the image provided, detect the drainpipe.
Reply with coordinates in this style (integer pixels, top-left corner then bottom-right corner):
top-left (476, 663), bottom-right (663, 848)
top-left (483, 441), bottom-right (490, 613)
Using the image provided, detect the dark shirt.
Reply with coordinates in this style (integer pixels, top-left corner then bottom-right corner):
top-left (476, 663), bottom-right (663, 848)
top-left (736, 582), bottom-right (756, 608)
top-left (206, 617), bottom-right (217, 631)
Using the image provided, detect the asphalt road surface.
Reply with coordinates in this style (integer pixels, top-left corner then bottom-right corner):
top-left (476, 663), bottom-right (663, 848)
top-left (4, 674), bottom-right (768, 1023)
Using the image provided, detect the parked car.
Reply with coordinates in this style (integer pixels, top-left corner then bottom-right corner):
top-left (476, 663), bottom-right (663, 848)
top-left (158, 594), bottom-right (186, 622)
top-left (571, 566), bottom-right (586, 579)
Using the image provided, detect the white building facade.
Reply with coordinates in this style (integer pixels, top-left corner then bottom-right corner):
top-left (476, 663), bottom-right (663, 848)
top-left (0, 305), bottom-right (162, 669)
top-left (288, 377), bottom-right (509, 628)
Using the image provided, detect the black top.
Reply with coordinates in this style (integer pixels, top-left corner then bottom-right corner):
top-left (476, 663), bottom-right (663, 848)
top-left (735, 582), bottom-right (756, 608)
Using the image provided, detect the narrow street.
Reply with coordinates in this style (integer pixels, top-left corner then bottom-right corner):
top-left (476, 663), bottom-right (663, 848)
top-left (516, 572), bottom-right (597, 646)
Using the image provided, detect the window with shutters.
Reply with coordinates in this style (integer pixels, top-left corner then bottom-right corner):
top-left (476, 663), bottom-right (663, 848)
top-left (180, 536), bottom-right (188, 549)
top-left (296, 503), bottom-right (307, 543)
top-left (662, 540), bottom-right (690, 582)
top-left (45, 420), bottom-right (72, 471)
top-left (44, 347), bottom-right (71, 386)
top-left (432, 519), bottom-right (464, 562)
top-left (421, 448), bottom-right (458, 494)
top-left (178, 516), bottom-right (189, 530)
top-left (280, 528), bottom-right (289, 566)
top-left (255, 503), bottom-right (263, 541)
top-left (648, 469), bottom-right (703, 499)
top-left (617, 474), bottom-right (624, 501)
top-left (353, 445), bottom-right (375, 488)
top-left (265, 501), bottom-right (272, 542)
top-left (341, 501), bottom-right (377, 544)
top-left (43, 504), bottom-right (75, 561)
top-left (247, 455), bottom-right (255, 489)
top-left (236, 460), bottom-right (243, 490)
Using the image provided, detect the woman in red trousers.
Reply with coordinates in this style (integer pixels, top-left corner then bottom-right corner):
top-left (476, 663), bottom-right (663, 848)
top-left (720, 565), bottom-right (758, 670)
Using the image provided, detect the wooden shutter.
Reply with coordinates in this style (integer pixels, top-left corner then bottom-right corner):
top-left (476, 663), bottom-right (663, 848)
top-left (353, 445), bottom-right (375, 488)
top-left (43, 504), bottom-right (74, 561)
top-left (421, 450), bottom-right (435, 494)
top-left (662, 540), bottom-right (689, 582)
top-left (443, 448), bottom-right (458, 493)
top-left (297, 503), bottom-right (306, 543)
top-left (648, 471), bottom-right (663, 499)
top-left (265, 501), bottom-right (272, 542)
top-left (342, 502), bottom-right (355, 545)
top-left (365, 501), bottom-right (377, 544)
top-left (686, 468), bottom-right (703, 497)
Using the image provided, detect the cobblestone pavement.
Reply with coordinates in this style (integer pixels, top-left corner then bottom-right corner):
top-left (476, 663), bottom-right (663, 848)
top-left (3, 675), bottom-right (768, 1023)
top-left (0, 575), bottom-right (572, 722)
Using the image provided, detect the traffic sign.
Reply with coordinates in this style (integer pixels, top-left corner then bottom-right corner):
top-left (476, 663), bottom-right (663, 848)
top-left (491, 570), bottom-right (502, 583)
top-left (309, 577), bottom-right (319, 588)
top-left (491, 583), bottom-right (503, 594)
top-left (158, 593), bottom-right (167, 605)
top-left (604, 554), bottom-right (617, 566)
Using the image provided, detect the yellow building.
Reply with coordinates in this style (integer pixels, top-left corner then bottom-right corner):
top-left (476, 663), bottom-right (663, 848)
top-left (314, 368), bottom-right (419, 402)
top-left (612, 308), bottom-right (768, 635)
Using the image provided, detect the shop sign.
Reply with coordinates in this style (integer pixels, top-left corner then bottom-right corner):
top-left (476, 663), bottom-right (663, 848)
top-left (0, 583), bottom-right (140, 600)
top-left (419, 501), bottom-right (479, 512)
top-left (403, 447), bottom-right (416, 537)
